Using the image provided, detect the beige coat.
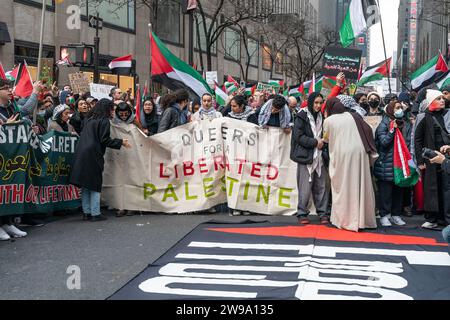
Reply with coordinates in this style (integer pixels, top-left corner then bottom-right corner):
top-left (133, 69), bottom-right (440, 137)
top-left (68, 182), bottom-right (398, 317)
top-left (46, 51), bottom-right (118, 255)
top-left (323, 112), bottom-right (377, 232)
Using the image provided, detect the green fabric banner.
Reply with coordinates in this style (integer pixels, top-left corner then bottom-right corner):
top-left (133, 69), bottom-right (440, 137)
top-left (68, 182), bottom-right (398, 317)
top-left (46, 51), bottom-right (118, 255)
top-left (0, 122), bottom-right (81, 216)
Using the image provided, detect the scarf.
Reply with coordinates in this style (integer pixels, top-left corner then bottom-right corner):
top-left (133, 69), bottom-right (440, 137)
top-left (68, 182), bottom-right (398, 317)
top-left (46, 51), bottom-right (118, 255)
top-left (258, 99), bottom-right (292, 129)
top-left (229, 106), bottom-right (255, 121)
top-left (304, 109), bottom-right (323, 182)
top-left (198, 106), bottom-right (218, 120)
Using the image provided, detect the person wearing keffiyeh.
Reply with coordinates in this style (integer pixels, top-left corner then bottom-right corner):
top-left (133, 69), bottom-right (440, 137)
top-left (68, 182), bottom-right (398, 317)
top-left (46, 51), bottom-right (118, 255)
top-left (191, 93), bottom-right (222, 121)
top-left (248, 95), bottom-right (293, 133)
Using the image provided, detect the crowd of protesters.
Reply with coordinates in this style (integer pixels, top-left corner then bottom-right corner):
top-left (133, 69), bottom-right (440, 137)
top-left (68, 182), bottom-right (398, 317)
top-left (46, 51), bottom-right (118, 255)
top-left (0, 71), bottom-right (449, 243)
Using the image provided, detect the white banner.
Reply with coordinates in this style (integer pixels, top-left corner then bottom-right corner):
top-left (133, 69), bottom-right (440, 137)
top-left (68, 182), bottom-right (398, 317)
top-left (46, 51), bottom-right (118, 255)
top-left (90, 83), bottom-right (115, 100)
top-left (102, 118), bottom-right (299, 215)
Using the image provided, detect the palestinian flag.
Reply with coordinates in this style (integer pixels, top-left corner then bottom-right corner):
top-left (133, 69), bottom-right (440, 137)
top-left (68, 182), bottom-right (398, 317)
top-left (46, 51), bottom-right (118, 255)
top-left (357, 58), bottom-right (391, 86)
top-left (340, 0), bottom-right (380, 48)
top-left (300, 80), bottom-right (313, 96)
top-left (322, 76), bottom-right (337, 89)
top-left (214, 82), bottom-right (228, 106)
top-left (224, 82), bottom-right (238, 94)
top-left (411, 53), bottom-right (448, 90)
top-left (393, 123), bottom-right (419, 188)
top-left (6, 65), bottom-right (19, 82)
top-left (284, 85), bottom-right (302, 98)
top-left (436, 71), bottom-right (450, 90)
top-left (108, 55), bottom-right (133, 75)
top-left (244, 85), bottom-right (256, 96)
top-left (13, 63), bottom-right (33, 98)
top-left (151, 32), bottom-right (212, 98)
top-left (268, 80), bottom-right (284, 87)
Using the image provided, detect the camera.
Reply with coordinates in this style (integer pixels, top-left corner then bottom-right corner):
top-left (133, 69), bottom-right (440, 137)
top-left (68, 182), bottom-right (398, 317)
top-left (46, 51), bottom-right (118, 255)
top-left (422, 148), bottom-right (438, 160)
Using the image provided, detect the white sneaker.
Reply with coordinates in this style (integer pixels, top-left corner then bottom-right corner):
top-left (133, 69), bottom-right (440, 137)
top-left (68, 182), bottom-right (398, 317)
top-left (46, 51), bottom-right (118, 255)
top-left (380, 216), bottom-right (392, 227)
top-left (2, 224), bottom-right (27, 238)
top-left (392, 216), bottom-right (406, 226)
top-left (230, 210), bottom-right (242, 216)
top-left (0, 227), bottom-right (11, 241)
top-left (422, 222), bottom-right (438, 229)
top-left (208, 207), bottom-right (217, 213)
top-left (243, 211), bottom-right (252, 216)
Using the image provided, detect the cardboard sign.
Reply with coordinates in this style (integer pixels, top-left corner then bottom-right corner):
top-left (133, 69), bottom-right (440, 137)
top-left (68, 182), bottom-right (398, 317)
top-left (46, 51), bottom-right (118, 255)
top-left (90, 83), bottom-right (115, 100)
top-left (68, 72), bottom-right (91, 94)
top-left (323, 47), bottom-right (362, 80)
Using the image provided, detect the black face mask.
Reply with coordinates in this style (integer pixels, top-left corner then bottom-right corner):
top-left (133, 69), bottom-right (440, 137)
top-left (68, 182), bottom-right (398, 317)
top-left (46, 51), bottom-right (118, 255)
top-left (369, 100), bottom-right (380, 109)
top-left (360, 102), bottom-right (370, 110)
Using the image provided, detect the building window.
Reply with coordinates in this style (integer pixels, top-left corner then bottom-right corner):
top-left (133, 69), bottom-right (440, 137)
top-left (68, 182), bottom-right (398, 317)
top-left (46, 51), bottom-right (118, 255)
top-left (14, 40), bottom-right (55, 66)
top-left (247, 38), bottom-right (259, 67)
top-left (224, 28), bottom-right (241, 61)
top-left (194, 15), bottom-right (216, 54)
top-left (80, 0), bottom-right (135, 31)
top-left (156, 0), bottom-right (182, 45)
top-left (275, 51), bottom-right (283, 74)
top-left (14, 0), bottom-right (55, 10)
top-left (262, 44), bottom-right (272, 71)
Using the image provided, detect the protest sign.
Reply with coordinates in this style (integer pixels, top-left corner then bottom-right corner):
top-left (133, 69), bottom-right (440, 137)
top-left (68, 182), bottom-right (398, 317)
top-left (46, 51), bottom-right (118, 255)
top-left (205, 71), bottom-right (218, 88)
top-left (102, 119), bottom-right (298, 215)
top-left (0, 122), bottom-right (81, 215)
top-left (68, 72), bottom-right (91, 94)
top-left (90, 83), bottom-right (115, 100)
top-left (323, 47), bottom-right (362, 80)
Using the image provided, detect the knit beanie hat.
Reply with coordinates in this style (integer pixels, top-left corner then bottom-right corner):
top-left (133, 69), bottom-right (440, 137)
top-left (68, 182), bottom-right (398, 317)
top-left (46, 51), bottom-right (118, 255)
top-left (425, 89), bottom-right (443, 111)
top-left (52, 104), bottom-right (70, 121)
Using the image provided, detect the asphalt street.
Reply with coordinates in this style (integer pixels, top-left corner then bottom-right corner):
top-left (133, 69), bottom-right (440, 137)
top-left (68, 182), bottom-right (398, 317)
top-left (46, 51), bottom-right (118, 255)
top-left (0, 210), bottom-right (431, 300)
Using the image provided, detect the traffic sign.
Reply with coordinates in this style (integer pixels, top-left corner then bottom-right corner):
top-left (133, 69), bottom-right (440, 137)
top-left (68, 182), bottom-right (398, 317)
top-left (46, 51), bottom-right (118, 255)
top-left (89, 15), bottom-right (103, 29)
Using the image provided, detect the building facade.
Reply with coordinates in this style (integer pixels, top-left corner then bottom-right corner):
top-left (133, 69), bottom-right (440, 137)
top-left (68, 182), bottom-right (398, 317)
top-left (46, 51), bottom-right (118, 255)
top-left (0, 0), bottom-right (321, 92)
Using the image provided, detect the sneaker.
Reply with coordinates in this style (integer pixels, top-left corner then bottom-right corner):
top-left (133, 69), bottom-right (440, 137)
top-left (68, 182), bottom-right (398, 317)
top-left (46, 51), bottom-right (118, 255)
top-left (243, 211), bottom-right (252, 216)
top-left (208, 207), bottom-right (217, 214)
top-left (230, 210), bottom-right (242, 216)
top-left (91, 214), bottom-right (108, 222)
top-left (0, 227), bottom-right (11, 241)
top-left (392, 216), bottom-right (406, 226)
top-left (298, 217), bottom-right (310, 225)
top-left (2, 224), bottom-right (27, 238)
top-left (422, 222), bottom-right (439, 229)
top-left (380, 216), bottom-right (392, 227)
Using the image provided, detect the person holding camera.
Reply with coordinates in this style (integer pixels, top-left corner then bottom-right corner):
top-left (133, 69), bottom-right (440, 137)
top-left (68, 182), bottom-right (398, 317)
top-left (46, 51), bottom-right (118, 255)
top-left (414, 90), bottom-right (450, 229)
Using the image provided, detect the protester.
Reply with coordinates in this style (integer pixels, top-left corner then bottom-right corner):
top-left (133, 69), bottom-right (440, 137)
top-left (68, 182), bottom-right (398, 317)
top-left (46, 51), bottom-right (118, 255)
top-left (136, 96), bottom-right (159, 136)
top-left (86, 96), bottom-right (98, 110)
top-left (110, 87), bottom-right (123, 103)
top-left (70, 99), bottom-right (90, 135)
top-left (291, 92), bottom-right (330, 225)
top-left (226, 95), bottom-right (254, 121)
top-left (0, 79), bottom-right (42, 123)
top-left (354, 93), bottom-right (369, 113)
top-left (367, 92), bottom-right (383, 116)
top-left (414, 90), bottom-right (450, 229)
top-left (113, 102), bottom-right (136, 125)
top-left (190, 98), bottom-right (201, 115)
top-left (191, 93), bottom-right (222, 121)
top-left (337, 94), bottom-right (367, 117)
top-left (248, 95), bottom-right (292, 133)
top-left (158, 89), bottom-right (190, 133)
top-left (69, 99), bottom-right (132, 222)
top-left (323, 97), bottom-right (377, 232)
top-left (374, 101), bottom-right (412, 227)
top-left (47, 104), bottom-right (77, 134)
top-left (287, 96), bottom-right (300, 117)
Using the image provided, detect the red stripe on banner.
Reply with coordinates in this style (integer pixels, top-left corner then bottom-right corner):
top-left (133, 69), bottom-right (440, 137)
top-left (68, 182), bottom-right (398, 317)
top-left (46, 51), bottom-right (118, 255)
top-left (207, 225), bottom-right (448, 247)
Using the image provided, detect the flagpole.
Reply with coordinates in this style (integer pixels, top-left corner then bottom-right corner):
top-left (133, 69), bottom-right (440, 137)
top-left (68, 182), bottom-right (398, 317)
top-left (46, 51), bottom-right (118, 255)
top-left (376, 0), bottom-right (392, 94)
top-left (148, 23), bottom-right (152, 92)
top-left (34, 0), bottom-right (46, 125)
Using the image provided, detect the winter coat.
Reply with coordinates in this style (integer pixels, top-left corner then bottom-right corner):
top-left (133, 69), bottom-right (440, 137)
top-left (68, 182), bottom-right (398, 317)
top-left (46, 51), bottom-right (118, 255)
top-left (47, 119), bottom-right (77, 134)
top-left (290, 110), bottom-right (319, 164)
top-left (157, 104), bottom-right (184, 133)
top-left (69, 118), bottom-right (123, 193)
top-left (443, 158), bottom-right (450, 175)
top-left (374, 115), bottom-right (412, 182)
top-left (414, 111), bottom-right (448, 212)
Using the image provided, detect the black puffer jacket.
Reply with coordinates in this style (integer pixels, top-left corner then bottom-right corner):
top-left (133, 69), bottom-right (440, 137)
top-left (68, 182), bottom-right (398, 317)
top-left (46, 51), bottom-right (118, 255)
top-left (374, 115), bottom-right (412, 182)
top-left (290, 109), bottom-right (318, 165)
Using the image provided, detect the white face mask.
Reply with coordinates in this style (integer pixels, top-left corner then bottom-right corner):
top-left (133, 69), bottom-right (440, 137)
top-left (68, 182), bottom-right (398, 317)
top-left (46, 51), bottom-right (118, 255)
top-left (394, 109), bottom-right (404, 119)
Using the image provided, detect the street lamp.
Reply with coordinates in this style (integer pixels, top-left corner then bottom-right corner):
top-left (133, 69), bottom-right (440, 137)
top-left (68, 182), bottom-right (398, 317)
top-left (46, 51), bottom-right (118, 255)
top-left (411, 17), bottom-right (449, 63)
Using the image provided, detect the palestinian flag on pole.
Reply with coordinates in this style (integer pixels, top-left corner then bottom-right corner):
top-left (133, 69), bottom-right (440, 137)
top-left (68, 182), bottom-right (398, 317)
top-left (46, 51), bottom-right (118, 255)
top-left (224, 82), bottom-right (238, 94)
top-left (393, 123), bottom-right (419, 188)
top-left (411, 53), bottom-right (448, 90)
top-left (357, 57), bottom-right (392, 86)
top-left (214, 82), bottom-right (228, 106)
top-left (284, 84), bottom-right (302, 98)
top-left (151, 32), bottom-right (213, 98)
top-left (0, 63), bottom-right (6, 80)
top-left (340, 0), bottom-right (380, 48)
top-left (13, 62), bottom-right (33, 98)
top-left (108, 54), bottom-right (133, 75)
top-left (135, 85), bottom-right (142, 127)
top-left (268, 80), bottom-right (284, 88)
top-left (436, 71), bottom-right (450, 90)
